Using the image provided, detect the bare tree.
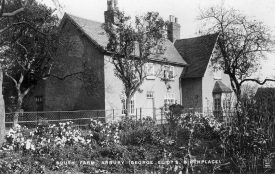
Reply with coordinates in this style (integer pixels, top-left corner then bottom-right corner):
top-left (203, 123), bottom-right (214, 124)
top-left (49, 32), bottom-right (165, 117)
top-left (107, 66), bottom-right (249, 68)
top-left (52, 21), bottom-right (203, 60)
top-left (0, 0), bottom-right (59, 127)
top-left (103, 10), bottom-right (167, 116)
top-left (0, 0), bottom-right (37, 145)
top-left (198, 6), bottom-right (275, 103)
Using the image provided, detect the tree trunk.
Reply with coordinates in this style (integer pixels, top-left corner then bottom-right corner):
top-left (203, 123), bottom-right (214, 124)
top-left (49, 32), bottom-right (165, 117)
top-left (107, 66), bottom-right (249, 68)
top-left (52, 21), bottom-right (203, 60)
top-left (0, 70), bottom-right (6, 145)
top-left (125, 96), bottom-right (131, 117)
top-left (13, 94), bottom-right (23, 127)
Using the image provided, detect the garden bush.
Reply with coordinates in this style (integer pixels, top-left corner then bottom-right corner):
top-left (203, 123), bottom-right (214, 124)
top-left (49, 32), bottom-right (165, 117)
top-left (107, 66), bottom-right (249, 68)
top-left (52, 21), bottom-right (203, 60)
top-left (2, 110), bottom-right (259, 174)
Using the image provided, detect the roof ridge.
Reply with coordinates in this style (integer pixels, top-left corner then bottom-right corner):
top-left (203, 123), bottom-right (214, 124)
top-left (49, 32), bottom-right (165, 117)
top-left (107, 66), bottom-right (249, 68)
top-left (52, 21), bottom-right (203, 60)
top-left (176, 33), bottom-right (219, 41)
top-left (65, 13), bottom-right (103, 25)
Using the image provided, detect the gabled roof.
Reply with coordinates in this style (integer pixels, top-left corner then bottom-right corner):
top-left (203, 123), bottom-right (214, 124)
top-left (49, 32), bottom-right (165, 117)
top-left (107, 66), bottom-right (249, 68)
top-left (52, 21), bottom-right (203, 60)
top-left (65, 14), bottom-right (108, 49)
top-left (174, 33), bottom-right (219, 78)
top-left (212, 81), bottom-right (232, 94)
top-left (62, 13), bottom-right (187, 66)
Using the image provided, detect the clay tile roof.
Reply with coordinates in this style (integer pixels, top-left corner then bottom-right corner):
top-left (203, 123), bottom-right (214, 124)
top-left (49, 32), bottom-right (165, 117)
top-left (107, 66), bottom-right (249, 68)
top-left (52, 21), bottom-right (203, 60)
top-left (212, 81), bottom-right (232, 94)
top-left (64, 13), bottom-right (187, 66)
top-left (66, 14), bottom-right (109, 49)
top-left (174, 33), bottom-right (219, 78)
top-left (150, 40), bottom-right (187, 65)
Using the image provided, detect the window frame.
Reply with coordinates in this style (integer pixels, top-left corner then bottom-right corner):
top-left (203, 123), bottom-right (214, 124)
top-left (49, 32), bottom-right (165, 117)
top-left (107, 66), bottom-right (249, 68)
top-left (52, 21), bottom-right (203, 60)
top-left (213, 93), bottom-right (222, 111)
top-left (146, 91), bottom-right (154, 99)
top-left (146, 63), bottom-right (155, 80)
top-left (121, 96), bottom-right (135, 115)
top-left (213, 68), bottom-right (222, 80)
top-left (164, 92), bottom-right (175, 111)
top-left (163, 65), bottom-right (175, 80)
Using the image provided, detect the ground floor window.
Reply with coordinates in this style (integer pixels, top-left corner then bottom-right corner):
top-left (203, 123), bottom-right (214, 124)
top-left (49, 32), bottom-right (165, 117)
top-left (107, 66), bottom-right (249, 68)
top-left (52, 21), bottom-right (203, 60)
top-left (122, 97), bottom-right (135, 114)
top-left (35, 96), bottom-right (43, 111)
top-left (213, 93), bottom-right (222, 120)
top-left (164, 93), bottom-right (175, 111)
top-left (213, 94), bottom-right (221, 111)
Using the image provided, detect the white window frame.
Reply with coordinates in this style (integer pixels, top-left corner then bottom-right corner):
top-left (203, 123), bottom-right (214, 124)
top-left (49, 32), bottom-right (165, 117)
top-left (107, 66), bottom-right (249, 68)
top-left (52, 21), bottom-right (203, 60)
top-left (146, 91), bottom-right (154, 99)
top-left (163, 65), bottom-right (175, 80)
top-left (121, 96), bottom-right (135, 115)
top-left (146, 63), bottom-right (155, 80)
top-left (213, 93), bottom-right (222, 111)
top-left (169, 66), bottom-right (174, 79)
top-left (164, 92), bottom-right (175, 111)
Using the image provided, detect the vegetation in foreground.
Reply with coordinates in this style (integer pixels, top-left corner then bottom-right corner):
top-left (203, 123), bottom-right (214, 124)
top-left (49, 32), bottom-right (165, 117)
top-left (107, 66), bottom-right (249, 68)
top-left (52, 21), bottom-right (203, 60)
top-left (0, 103), bottom-right (274, 174)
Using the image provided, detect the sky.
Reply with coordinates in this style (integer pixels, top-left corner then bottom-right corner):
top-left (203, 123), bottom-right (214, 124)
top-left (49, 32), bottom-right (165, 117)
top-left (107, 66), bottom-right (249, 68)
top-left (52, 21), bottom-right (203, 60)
top-left (41, 0), bottom-right (275, 81)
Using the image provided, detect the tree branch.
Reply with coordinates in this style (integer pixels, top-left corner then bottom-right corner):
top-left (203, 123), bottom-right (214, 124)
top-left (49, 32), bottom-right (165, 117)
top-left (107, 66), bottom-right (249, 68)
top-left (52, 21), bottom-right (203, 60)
top-left (0, 0), bottom-right (32, 17)
top-left (49, 71), bottom-right (84, 80)
top-left (240, 78), bottom-right (275, 86)
top-left (5, 71), bottom-right (18, 86)
top-left (0, 0), bottom-right (5, 16)
top-left (22, 86), bottom-right (32, 97)
top-left (0, 21), bottom-right (48, 36)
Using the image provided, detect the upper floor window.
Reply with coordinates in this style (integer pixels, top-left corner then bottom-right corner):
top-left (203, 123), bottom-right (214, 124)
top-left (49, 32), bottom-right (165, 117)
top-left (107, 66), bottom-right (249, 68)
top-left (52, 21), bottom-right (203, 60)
top-left (163, 65), bottom-right (174, 80)
top-left (146, 91), bottom-right (154, 99)
top-left (146, 63), bottom-right (155, 79)
top-left (213, 67), bottom-right (222, 80)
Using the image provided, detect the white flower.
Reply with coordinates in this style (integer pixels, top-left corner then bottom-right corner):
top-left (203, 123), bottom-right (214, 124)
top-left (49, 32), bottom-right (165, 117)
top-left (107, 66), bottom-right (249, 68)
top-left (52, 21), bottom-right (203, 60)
top-left (26, 139), bottom-right (32, 150)
top-left (30, 144), bottom-right (35, 151)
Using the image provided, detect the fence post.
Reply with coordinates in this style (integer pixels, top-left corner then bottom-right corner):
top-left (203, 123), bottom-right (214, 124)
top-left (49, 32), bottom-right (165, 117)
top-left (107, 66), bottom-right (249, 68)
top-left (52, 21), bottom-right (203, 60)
top-left (140, 108), bottom-right (142, 122)
top-left (136, 108), bottom-right (138, 121)
top-left (153, 107), bottom-right (156, 121)
top-left (113, 109), bottom-right (115, 121)
top-left (36, 111), bottom-right (38, 127)
top-left (161, 108), bottom-right (163, 126)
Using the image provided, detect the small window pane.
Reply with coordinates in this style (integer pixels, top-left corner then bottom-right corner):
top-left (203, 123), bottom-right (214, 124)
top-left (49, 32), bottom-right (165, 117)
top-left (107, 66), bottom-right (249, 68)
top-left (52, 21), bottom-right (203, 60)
top-left (147, 91), bottom-right (154, 99)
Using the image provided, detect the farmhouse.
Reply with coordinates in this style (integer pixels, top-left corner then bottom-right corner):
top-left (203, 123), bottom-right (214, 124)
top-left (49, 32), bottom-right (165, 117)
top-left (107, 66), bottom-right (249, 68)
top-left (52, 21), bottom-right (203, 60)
top-left (23, 0), bottom-right (232, 121)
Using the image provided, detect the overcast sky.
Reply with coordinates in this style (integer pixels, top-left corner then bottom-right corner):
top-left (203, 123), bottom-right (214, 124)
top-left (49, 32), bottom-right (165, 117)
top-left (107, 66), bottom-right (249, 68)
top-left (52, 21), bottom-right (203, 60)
top-left (41, 0), bottom-right (275, 80)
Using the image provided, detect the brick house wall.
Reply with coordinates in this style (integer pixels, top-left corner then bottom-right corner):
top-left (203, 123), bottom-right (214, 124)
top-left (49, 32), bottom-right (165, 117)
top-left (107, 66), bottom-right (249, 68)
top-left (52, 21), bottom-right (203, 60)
top-left (24, 18), bottom-right (105, 112)
top-left (181, 78), bottom-right (203, 109)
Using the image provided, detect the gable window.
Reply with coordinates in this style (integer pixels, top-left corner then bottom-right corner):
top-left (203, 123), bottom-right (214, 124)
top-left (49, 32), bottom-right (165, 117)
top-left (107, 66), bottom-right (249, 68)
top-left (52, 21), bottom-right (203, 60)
top-left (146, 91), bottom-right (154, 99)
top-left (163, 65), bottom-right (174, 80)
top-left (156, 45), bottom-right (164, 54)
top-left (146, 63), bottom-right (155, 79)
top-left (164, 93), bottom-right (175, 111)
top-left (122, 97), bottom-right (135, 115)
top-left (213, 68), bottom-right (222, 80)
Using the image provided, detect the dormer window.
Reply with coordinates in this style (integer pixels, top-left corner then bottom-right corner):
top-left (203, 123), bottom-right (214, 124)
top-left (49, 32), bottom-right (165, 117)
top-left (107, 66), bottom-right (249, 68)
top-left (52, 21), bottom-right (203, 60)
top-left (213, 67), bottom-right (222, 80)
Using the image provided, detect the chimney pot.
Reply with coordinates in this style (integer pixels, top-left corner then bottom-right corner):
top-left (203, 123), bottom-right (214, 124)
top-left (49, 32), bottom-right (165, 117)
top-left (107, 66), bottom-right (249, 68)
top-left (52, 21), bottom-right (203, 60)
top-left (107, 0), bottom-right (112, 10)
top-left (169, 15), bottom-right (175, 22)
top-left (105, 0), bottom-right (118, 24)
top-left (167, 15), bottom-right (181, 42)
top-left (114, 0), bottom-right (118, 9)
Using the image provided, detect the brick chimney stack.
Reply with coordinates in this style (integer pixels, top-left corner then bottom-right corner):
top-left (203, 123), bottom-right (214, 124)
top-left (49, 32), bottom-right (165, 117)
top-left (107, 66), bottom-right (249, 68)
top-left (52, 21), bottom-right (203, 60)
top-left (105, 0), bottom-right (118, 24)
top-left (167, 15), bottom-right (181, 42)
